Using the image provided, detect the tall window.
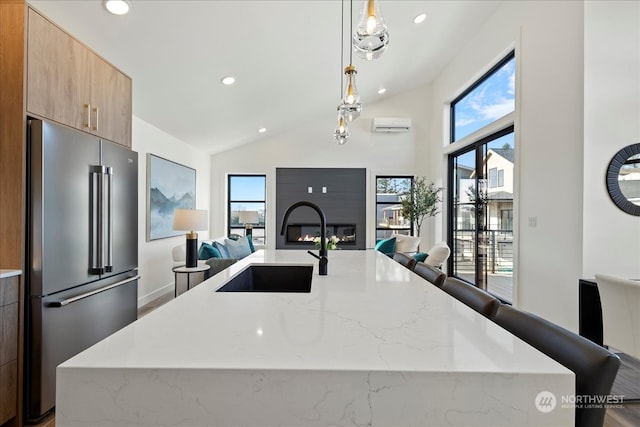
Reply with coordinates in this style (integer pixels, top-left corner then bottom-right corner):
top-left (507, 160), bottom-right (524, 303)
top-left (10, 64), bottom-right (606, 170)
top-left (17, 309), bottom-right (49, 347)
top-left (448, 51), bottom-right (515, 303)
top-left (375, 176), bottom-right (413, 240)
top-left (449, 129), bottom-right (514, 302)
top-left (451, 52), bottom-right (515, 142)
top-left (228, 175), bottom-right (266, 244)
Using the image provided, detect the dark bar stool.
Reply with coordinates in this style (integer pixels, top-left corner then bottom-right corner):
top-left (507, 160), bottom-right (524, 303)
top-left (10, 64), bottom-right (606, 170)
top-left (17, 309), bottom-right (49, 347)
top-left (413, 262), bottom-right (446, 288)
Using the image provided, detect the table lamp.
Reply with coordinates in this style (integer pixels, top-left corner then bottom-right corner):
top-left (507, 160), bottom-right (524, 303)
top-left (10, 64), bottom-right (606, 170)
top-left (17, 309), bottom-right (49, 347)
top-left (173, 209), bottom-right (208, 268)
top-left (238, 210), bottom-right (259, 237)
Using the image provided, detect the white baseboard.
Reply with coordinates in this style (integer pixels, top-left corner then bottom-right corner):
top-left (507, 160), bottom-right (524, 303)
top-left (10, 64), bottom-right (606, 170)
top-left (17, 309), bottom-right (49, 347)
top-left (138, 282), bottom-right (174, 308)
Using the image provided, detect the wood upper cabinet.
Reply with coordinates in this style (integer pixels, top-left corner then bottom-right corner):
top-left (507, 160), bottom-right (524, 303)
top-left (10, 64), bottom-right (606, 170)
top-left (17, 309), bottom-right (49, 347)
top-left (26, 8), bottom-right (131, 147)
top-left (26, 8), bottom-right (87, 132)
top-left (89, 54), bottom-right (132, 146)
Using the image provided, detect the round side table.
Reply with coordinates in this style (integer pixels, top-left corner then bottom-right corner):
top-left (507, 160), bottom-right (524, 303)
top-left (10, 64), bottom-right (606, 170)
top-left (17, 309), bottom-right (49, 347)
top-left (172, 265), bottom-right (210, 297)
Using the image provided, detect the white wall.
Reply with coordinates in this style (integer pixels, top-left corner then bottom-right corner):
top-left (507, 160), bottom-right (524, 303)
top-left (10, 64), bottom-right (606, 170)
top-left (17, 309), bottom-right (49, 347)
top-left (132, 116), bottom-right (211, 306)
top-left (184, 0), bottom-right (639, 333)
top-left (583, 1), bottom-right (640, 279)
top-left (210, 86), bottom-right (431, 250)
top-left (428, 1), bottom-right (585, 330)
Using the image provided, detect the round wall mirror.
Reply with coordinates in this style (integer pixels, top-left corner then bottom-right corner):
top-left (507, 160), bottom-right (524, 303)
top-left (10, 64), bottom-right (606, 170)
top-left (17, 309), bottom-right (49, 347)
top-left (606, 143), bottom-right (640, 216)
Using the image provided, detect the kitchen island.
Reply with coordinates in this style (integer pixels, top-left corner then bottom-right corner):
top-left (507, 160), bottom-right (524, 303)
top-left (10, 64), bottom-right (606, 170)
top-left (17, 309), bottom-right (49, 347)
top-left (57, 250), bottom-right (573, 426)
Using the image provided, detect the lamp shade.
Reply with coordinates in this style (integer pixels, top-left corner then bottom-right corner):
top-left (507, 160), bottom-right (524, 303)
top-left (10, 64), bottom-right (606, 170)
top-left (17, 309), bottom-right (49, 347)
top-left (173, 209), bottom-right (208, 231)
top-left (238, 210), bottom-right (259, 224)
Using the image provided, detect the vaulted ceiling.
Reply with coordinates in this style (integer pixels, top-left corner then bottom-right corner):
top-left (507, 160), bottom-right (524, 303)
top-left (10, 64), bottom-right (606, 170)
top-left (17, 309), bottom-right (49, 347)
top-left (29, 0), bottom-right (502, 154)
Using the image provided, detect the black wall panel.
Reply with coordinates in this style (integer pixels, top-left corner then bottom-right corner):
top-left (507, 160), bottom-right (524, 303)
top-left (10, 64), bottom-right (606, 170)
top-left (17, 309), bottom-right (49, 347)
top-left (276, 168), bottom-right (366, 250)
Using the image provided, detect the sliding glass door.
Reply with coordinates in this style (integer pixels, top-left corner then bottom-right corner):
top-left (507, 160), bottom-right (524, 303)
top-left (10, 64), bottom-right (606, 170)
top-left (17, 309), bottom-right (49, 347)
top-left (449, 126), bottom-right (514, 302)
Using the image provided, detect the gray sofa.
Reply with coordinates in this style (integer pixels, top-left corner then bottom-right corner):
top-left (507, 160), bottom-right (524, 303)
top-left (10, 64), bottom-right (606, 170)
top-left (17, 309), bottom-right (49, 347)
top-left (204, 257), bottom-right (238, 279)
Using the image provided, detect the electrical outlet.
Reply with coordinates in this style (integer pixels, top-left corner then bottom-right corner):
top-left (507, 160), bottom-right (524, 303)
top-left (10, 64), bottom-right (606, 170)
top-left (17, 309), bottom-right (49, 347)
top-left (528, 216), bottom-right (537, 227)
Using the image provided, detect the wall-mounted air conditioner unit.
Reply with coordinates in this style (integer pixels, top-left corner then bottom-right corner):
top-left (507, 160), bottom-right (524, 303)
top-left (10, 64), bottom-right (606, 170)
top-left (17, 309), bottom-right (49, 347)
top-left (371, 117), bottom-right (412, 133)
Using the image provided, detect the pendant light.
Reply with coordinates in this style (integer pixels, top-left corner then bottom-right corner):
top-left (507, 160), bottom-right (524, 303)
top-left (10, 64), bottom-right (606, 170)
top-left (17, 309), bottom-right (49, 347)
top-left (333, 109), bottom-right (350, 145)
top-left (339, 0), bottom-right (362, 122)
top-left (333, 0), bottom-right (350, 145)
top-left (353, 0), bottom-right (389, 61)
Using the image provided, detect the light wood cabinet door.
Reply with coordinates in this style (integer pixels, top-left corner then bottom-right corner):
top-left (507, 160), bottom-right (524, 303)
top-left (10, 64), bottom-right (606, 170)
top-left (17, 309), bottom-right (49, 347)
top-left (89, 53), bottom-right (132, 147)
top-left (26, 8), bottom-right (90, 132)
top-left (26, 8), bottom-right (132, 147)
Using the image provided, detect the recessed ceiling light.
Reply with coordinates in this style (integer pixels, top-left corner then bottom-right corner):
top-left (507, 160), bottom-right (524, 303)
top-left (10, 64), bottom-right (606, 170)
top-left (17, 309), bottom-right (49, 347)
top-left (258, 127), bottom-right (267, 133)
top-left (377, 88), bottom-right (387, 94)
top-left (221, 76), bottom-right (236, 85)
top-left (103, 0), bottom-right (131, 15)
top-left (413, 13), bottom-right (427, 24)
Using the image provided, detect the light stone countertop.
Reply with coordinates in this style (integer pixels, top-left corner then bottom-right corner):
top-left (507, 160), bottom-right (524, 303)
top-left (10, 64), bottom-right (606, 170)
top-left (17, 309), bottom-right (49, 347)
top-left (57, 249), bottom-right (574, 426)
top-left (0, 269), bottom-right (21, 279)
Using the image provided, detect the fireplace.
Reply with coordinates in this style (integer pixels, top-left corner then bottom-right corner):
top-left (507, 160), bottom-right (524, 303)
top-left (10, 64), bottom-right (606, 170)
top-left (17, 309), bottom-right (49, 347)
top-left (276, 168), bottom-right (366, 250)
top-left (285, 224), bottom-right (356, 245)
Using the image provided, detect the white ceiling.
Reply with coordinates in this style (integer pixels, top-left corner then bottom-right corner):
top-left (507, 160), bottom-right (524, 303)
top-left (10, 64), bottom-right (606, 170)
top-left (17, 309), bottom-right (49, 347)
top-left (29, 0), bottom-right (502, 154)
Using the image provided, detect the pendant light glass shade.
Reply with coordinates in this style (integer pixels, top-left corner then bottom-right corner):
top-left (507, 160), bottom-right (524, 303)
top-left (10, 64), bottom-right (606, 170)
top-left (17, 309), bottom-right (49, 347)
top-left (333, 111), bottom-right (350, 145)
top-left (339, 65), bottom-right (362, 122)
top-left (353, 0), bottom-right (389, 61)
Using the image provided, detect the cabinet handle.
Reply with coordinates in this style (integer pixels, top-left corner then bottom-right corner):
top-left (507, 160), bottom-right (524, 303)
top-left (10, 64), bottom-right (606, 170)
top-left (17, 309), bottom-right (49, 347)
top-left (92, 107), bottom-right (99, 131)
top-left (84, 103), bottom-right (91, 128)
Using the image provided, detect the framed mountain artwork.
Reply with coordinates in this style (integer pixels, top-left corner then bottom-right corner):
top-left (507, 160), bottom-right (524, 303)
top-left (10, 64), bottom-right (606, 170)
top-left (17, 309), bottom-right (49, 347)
top-left (146, 154), bottom-right (196, 240)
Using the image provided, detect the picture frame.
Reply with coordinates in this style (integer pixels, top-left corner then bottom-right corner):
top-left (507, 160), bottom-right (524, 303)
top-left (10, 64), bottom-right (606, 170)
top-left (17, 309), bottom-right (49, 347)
top-left (146, 154), bottom-right (196, 241)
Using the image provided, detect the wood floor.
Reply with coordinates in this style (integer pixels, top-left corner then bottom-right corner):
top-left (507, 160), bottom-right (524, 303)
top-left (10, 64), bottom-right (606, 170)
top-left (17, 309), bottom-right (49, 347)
top-left (606, 402), bottom-right (640, 427)
top-left (30, 292), bottom-right (640, 427)
top-left (457, 271), bottom-right (513, 302)
top-left (136, 291), bottom-right (174, 318)
top-left (605, 351), bottom-right (640, 427)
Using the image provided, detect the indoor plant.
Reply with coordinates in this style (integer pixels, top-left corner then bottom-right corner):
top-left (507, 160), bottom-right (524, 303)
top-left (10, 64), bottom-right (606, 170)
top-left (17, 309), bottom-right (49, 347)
top-left (400, 177), bottom-right (442, 237)
top-left (313, 235), bottom-right (340, 250)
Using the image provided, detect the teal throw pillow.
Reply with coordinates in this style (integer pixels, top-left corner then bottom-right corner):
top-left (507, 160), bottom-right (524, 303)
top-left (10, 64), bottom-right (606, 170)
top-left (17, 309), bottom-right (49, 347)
top-left (224, 236), bottom-right (252, 259)
top-left (213, 241), bottom-right (230, 258)
top-left (412, 252), bottom-right (428, 263)
top-left (374, 237), bottom-right (396, 255)
top-left (228, 234), bottom-right (255, 252)
top-left (198, 242), bottom-right (222, 260)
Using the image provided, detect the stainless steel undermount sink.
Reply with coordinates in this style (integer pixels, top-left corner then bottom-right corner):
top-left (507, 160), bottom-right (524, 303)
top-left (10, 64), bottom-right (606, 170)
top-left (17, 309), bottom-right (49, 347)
top-left (216, 264), bottom-right (313, 293)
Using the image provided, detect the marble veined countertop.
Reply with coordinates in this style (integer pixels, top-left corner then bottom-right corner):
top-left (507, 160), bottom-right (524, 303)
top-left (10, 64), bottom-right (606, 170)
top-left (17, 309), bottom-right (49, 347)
top-left (0, 269), bottom-right (21, 279)
top-left (57, 250), bottom-right (573, 426)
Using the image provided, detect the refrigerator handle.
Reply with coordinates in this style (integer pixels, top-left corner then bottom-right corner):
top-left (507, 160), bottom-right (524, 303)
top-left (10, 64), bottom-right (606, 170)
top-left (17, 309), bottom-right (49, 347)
top-left (90, 165), bottom-right (106, 275)
top-left (105, 166), bottom-right (113, 272)
top-left (47, 275), bottom-right (140, 307)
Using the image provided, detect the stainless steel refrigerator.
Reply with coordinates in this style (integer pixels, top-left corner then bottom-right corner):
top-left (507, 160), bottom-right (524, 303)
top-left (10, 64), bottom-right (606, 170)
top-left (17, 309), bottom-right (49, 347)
top-left (25, 119), bottom-right (139, 422)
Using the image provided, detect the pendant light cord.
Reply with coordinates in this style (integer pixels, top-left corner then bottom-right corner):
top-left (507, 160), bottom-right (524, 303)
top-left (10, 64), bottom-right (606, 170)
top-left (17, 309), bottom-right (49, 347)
top-left (340, 0), bottom-right (345, 99)
top-left (349, 0), bottom-right (353, 65)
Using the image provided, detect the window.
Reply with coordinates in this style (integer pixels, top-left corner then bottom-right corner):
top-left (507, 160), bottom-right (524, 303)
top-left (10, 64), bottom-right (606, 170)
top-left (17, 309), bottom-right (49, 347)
top-left (228, 175), bottom-right (266, 244)
top-left (447, 51), bottom-right (516, 303)
top-left (500, 209), bottom-right (513, 231)
top-left (451, 52), bottom-right (515, 142)
top-left (488, 168), bottom-right (498, 188)
top-left (449, 128), bottom-right (514, 302)
top-left (375, 176), bottom-right (413, 240)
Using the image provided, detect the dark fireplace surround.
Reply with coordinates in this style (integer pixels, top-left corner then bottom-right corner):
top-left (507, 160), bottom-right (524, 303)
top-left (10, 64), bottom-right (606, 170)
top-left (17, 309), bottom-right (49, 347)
top-left (276, 168), bottom-right (366, 250)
